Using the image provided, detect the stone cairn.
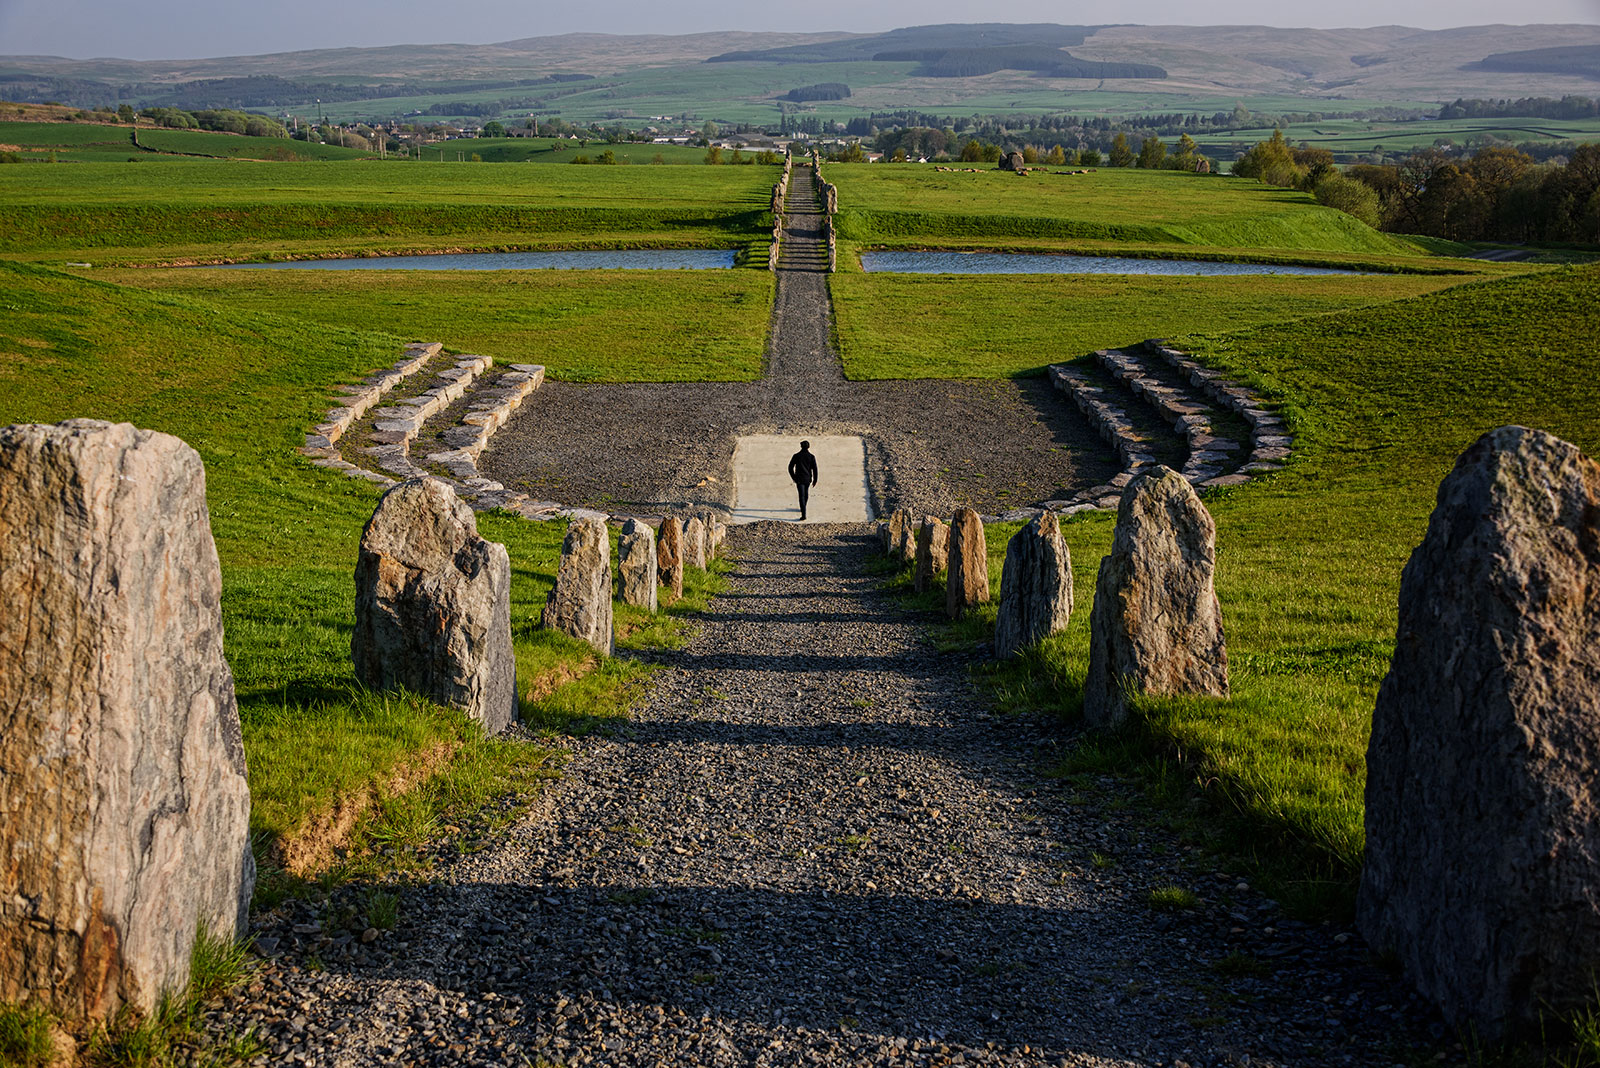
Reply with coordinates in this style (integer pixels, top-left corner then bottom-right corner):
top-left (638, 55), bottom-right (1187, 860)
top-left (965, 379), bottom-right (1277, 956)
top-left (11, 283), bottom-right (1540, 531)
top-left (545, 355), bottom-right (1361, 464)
top-left (946, 507), bottom-right (990, 620)
top-left (683, 515), bottom-right (708, 571)
top-left (353, 477), bottom-right (519, 733)
top-left (657, 517), bottom-right (685, 601)
top-left (616, 518), bottom-right (658, 613)
top-left (1084, 466), bottom-right (1228, 728)
top-left (994, 513), bottom-right (1074, 659)
top-left (541, 515), bottom-right (616, 657)
top-left (913, 515), bottom-right (950, 593)
top-left (0, 420), bottom-right (254, 1021)
top-left (1359, 426), bottom-right (1600, 1040)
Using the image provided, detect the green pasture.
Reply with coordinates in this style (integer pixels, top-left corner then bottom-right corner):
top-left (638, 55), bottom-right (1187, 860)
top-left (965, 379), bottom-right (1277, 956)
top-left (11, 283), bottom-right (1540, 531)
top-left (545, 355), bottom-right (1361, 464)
top-left (0, 120), bottom-right (374, 161)
top-left (827, 166), bottom-right (1429, 256)
top-left (1193, 116), bottom-right (1600, 159)
top-left (0, 260), bottom-right (720, 873)
top-left (830, 269), bottom-right (1499, 379)
top-left (95, 266), bottom-right (775, 382)
top-left (446, 137), bottom-right (722, 164)
top-left (0, 160), bottom-right (776, 263)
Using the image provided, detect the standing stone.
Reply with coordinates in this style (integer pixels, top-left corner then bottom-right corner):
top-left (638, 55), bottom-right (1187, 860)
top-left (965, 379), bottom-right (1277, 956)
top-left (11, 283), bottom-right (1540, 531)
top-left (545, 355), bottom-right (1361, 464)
top-left (945, 508), bottom-right (990, 619)
top-left (1083, 466), bottom-right (1228, 728)
top-left (0, 420), bottom-right (254, 1021)
top-left (354, 477), bottom-right (518, 733)
top-left (994, 513), bottom-right (1074, 658)
top-left (709, 521), bottom-right (727, 560)
top-left (913, 516), bottom-right (950, 593)
top-left (657, 517), bottom-right (684, 601)
top-left (1358, 426), bottom-right (1600, 1039)
top-left (616, 519), bottom-right (658, 613)
top-left (683, 516), bottom-right (708, 570)
top-left (887, 508), bottom-right (914, 559)
top-left (541, 515), bottom-right (615, 656)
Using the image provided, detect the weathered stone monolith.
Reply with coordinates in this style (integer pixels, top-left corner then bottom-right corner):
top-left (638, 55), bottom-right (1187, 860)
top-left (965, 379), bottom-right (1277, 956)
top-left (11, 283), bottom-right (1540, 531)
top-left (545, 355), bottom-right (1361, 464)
top-left (616, 518), bottom-right (658, 613)
top-left (0, 419), bottom-right (254, 1021)
top-left (945, 508), bottom-right (990, 619)
top-left (541, 515), bottom-right (615, 656)
top-left (887, 508), bottom-right (914, 559)
top-left (913, 516), bottom-right (949, 593)
top-left (1083, 466), bottom-right (1227, 728)
top-left (710, 520), bottom-right (727, 560)
top-left (995, 513), bottom-right (1074, 658)
top-left (354, 477), bottom-right (518, 733)
top-left (1358, 426), bottom-right (1600, 1040)
top-left (657, 517), bottom-right (684, 600)
top-left (683, 516), bottom-right (708, 570)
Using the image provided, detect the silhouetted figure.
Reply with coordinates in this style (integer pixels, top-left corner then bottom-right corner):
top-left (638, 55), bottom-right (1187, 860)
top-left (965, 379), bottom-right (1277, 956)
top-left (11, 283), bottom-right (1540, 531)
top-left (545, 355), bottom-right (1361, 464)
top-left (788, 440), bottom-right (819, 521)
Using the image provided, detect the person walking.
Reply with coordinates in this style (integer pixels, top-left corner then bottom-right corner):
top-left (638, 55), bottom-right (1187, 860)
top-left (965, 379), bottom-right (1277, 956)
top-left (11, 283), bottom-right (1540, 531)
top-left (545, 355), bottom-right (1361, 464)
top-left (788, 440), bottom-right (819, 521)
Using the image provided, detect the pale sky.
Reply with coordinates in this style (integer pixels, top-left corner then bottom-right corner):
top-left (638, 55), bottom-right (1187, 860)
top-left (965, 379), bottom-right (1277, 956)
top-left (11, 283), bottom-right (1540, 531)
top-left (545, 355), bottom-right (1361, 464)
top-left (1, 0), bottom-right (1597, 61)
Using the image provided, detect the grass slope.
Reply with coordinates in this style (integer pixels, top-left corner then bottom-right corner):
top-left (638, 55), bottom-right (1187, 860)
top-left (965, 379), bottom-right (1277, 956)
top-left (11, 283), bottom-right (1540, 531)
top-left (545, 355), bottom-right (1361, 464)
top-left (0, 161), bottom-right (777, 262)
top-left (0, 261), bottom-right (711, 880)
top-left (828, 167), bottom-right (1427, 256)
top-left (941, 264), bottom-right (1600, 914)
top-left (98, 266), bottom-right (775, 382)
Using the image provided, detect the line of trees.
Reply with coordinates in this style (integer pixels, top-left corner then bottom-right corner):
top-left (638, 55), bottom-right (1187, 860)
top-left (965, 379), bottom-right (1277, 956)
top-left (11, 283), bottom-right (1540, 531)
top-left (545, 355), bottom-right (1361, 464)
top-left (1439, 96), bottom-right (1600, 120)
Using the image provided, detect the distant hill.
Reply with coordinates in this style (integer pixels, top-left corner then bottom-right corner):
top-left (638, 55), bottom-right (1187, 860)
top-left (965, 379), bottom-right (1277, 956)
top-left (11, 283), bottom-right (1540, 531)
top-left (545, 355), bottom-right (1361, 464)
top-left (707, 23), bottom-right (1103, 63)
top-left (1474, 45), bottom-right (1600, 80)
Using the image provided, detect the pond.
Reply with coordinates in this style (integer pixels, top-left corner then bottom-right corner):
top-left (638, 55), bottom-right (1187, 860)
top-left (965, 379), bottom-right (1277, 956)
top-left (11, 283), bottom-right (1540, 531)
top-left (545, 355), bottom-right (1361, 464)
top-left (858, 250), bottom-right (1364, 276)
top-left (216, 249), bottom-right (738, 271)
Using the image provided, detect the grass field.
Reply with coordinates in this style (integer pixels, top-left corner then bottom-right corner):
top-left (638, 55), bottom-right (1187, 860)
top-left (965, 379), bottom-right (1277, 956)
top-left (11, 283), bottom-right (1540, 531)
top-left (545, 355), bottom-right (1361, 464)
top-left (0, 260), bottom-right (725, 890)
top-left (890, 263), bottom-right (1600, 917)
top-left (96, 266), bottom-right (775, 382)
top-left (0, 120), bottom-right (376, 161)
top-left (0, 160), bottom-right (778, 263)
top-left (454, 137), bottom-right (721, 164)
top-left (827, 167), bottom-right (1432, 256)
top-left (830, 270), bottom-right (1502, 379)
top-left (1193, 115), bottom-right (1600, 161)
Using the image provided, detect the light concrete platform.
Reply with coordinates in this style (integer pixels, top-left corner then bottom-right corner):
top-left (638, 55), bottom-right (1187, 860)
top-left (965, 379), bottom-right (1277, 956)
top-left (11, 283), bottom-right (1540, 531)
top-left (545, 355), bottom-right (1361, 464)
top-left (731, 435), bottom-right (873, 524)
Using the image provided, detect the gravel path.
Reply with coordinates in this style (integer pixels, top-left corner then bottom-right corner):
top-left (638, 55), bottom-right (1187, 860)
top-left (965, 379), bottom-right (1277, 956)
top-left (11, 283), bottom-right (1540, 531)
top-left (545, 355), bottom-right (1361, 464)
top-left (479, 166), bottom-right (1119, 520)
top-left (227, 525), bottom-right (1443, 1067)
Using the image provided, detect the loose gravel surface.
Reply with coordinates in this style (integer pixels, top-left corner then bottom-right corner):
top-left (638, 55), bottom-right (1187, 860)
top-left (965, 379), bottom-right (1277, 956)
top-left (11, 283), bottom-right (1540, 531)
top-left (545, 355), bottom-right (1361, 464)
top-left (226, 525), bottom-right (1445, 1067)
top-left (479, 174), bottom-right (1119, 520)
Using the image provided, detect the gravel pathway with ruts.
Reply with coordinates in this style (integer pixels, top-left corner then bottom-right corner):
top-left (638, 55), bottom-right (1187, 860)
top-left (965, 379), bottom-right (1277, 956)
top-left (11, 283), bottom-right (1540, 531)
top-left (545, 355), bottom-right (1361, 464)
top-left (225, 524), bottom-right (1444, 1068)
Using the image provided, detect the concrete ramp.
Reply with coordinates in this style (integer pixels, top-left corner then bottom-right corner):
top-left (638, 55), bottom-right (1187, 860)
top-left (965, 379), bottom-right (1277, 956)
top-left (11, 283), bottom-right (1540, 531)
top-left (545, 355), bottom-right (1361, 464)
top-left (731, 435), bottom-right (872, 524)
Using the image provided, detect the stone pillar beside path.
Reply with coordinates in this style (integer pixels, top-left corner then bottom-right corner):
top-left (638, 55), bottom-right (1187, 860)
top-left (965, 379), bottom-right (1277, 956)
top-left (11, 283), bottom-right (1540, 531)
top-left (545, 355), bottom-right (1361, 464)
top-left (658, 517), bottom-right (685, 601)
top-left (946, 508), bottom-right (990, 620)
top-left (995, 513), bottom-right (1074, 659)
top-left (914, 516), bottom-right (949, 593)
top-left (1083, 466), bottom-right (1228, 728)
top-left (683, 516), bottom-right (708, 570)
top-left (353, 477), bottom-right (519, 734)
top-left (887, 508), bottom-right (914, 560)
top-left (617, 519), bottom-right (658, 614)
top-left (542, 515), bottom-right (616, 657)
top-left (0, 419), bottom-right (254, 1021)
top-left (1358, 426), bottom-right (1600, 1040)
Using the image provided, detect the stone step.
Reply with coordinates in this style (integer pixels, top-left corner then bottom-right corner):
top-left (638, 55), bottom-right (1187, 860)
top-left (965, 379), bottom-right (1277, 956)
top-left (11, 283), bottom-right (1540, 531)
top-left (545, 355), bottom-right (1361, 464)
top-left (1142, 340), bottom-right (1294, 473)
top-left (1089, 348), bottom-right (1244, 485)
top-left (302, 341), bottom-right (440, 453)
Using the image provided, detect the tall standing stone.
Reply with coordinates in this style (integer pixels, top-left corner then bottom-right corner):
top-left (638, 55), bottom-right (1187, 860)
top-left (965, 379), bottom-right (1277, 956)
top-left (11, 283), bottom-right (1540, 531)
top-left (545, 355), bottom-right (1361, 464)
top-left (994, 513), bottom-right (1074, 658)
top-left (1083, 466), bottom-right (1228, 728)
top-left (541, 515), bottom-right (615, 656)
top-left (0, 420), bottom-right (254, 1021)
top-left (657, 517), bottom-right (684, 601)
top-left (353, 477), bottom-right (518, 733)
top-left (616, 519), bottom-right (658, 613)
top-left (709, 520), bottom-right (727, 560)
top-left (1358, 426), bottom-right (1600, 1040)
top-left (683, 516), bottom-right (708, 570)
top-left (913, 516), bottom-right (949, 593)
top-left (887, 508), bottom-right (914, 559)
top-left (946, 508), bottom-right (990, 619)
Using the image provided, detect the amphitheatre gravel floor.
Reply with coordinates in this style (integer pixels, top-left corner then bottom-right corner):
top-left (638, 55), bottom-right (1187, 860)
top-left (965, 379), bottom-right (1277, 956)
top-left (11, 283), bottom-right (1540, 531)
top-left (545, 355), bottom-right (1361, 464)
top-left (479, 173), bottom-right (1118, 520)
top-left (230, 525), bottom-right (1444, 1068)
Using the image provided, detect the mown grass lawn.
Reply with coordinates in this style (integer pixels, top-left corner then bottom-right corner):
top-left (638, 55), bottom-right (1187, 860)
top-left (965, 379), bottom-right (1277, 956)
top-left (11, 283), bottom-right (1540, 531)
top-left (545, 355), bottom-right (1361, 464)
top-left (96, 266), bottom-right (775, 382)
top-left (0, 160), bottom-right (777, 263)
top-left (827, 166), bottom-right (1431, 255)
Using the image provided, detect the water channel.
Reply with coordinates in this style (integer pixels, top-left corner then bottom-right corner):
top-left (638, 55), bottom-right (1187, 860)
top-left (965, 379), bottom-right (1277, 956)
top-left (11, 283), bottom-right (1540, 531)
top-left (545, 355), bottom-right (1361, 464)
top-left (858, 250), bottom-right (1364, 276)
